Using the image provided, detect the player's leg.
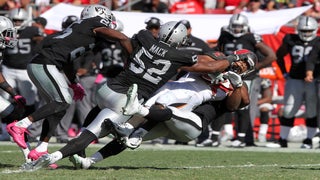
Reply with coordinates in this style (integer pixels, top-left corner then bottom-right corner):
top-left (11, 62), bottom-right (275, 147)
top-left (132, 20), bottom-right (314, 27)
top-left (7, 64), bottom-right (72, 149)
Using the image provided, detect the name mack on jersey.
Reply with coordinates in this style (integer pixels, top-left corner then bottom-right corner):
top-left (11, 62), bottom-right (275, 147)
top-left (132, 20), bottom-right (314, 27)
top-left (149, 45), bottom-right (168, 57)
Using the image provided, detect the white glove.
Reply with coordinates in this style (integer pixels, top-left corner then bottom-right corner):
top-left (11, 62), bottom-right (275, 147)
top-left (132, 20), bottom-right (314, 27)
top-left (224, 71), bottom-right (243, 88)
top-left (210, 73), bottom-right (225, 84)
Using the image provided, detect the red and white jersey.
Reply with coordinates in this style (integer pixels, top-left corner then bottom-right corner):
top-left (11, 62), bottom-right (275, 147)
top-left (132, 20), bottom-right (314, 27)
top-left (145, 72), bottom-right (232, 111)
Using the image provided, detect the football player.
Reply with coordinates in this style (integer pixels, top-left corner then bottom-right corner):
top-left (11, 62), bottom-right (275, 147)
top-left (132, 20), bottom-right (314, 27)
top-left (0, 8), bottom-right (45, 143)
top-left (6, 4), bottom-right (132, 160)
top-left (275, 16), bottom-right (319, 149)
top-left (214, 13), bottom-right (276, 147)
top-left (21, 20), bottom-right (248, 171)
top-left (0, 16), bottom-right (26, 158)
top-left (62, 50), bottom-right (255, 169)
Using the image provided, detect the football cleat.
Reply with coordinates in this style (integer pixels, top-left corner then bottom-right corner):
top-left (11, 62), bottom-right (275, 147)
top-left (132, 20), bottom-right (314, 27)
top-left (279, 138), bottom-right (288, 148)
top-left (114, 122), bottom-right (135, 138)
top-left (21, 154), bottom-right (54, 171)
top-left (300, 138), bottom-right (312, 149)
top-left (212, 141), bottom-right (220, 147)
top-left (102, 119), bottom-right (134, 139)
top-left (6, 121), bottom-right (27, 149)
top-left (122, 84), bottom-right (143, 116)
top-left (69, 154), bottom-right (94, 169)
top-left (28, 149), bottom-right (58, 169)
top-left (231, 139), bottom-right (246, 148)
top-left (195, 139), bottom-right (213, 147)
top-left (123, 128), bottom-right (144, 149)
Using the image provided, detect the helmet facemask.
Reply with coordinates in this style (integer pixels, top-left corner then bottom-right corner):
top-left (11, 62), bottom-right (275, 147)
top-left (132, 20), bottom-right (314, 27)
top-left (231, 49), bottom-right (257, 77)
top-left (1, 29), bottom-right (17, 48)
top-left (228, 14), bottom-right (250, 38)
top-left (0, 16), bottom-right (17, 49)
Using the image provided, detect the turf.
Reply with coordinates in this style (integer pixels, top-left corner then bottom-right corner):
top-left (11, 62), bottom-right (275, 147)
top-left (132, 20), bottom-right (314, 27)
top-left (1, 144), bottom-right (320, 180)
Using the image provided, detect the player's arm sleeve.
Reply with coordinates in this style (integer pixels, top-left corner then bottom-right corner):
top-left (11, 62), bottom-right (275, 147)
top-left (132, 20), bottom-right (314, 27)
top-left (306, 46), bottom-right (319, 72)
top-left (276, 35), bottom-right (289, 75)
top-left (135, 29), bottom-right (157, 49)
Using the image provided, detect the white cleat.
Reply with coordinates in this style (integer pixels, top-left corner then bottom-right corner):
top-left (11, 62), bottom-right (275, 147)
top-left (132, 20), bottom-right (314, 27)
top-left (123, 128), bottom-right (144, 149)
top-left (114, 122), bottom-right (135, 137)
top-left (231, 140), bottom-right (246, 148)
top-left (21, 154), bottom-right (53, 171)
top-left (122, 84), bottom-right (143, 116)
top-left (69, 154), bottom-right (94, 169)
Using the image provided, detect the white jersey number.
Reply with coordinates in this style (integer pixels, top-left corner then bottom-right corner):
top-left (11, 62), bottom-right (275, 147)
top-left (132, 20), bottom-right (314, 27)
top-left (292, 45), bottom-right (313, 64)
top-left (129, 47), bottom-right (171, 85)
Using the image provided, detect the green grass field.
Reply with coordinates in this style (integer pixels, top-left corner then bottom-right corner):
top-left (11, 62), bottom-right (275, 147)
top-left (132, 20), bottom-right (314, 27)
top-left (1, 143), bottom-right (320, 180)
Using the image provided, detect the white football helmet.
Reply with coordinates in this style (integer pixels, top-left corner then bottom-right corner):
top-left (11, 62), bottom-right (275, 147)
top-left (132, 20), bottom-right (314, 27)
top-left (159, 21), bottom-right (187, 48)
top-left (228, 14), bottom-right (250, 38)
top-left (0, 16), bottom-right (17, 49)
top-left (297, 16), bottom-right (319, 42)
top-left (8, 8), bottom-right (29, 30)
top-left (80, 5), bottom-right (114, 27)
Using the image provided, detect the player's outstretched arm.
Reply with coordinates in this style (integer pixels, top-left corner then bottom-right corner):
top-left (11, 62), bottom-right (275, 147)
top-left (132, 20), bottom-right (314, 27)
top-left (94, 27), bottom-right (133, 54)
top-left (180, 54), bottom-right (238, 73)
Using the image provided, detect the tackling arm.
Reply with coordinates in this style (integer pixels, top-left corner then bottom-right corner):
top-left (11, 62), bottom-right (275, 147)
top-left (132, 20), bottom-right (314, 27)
top-left (180, 54), bottom-right (236, 73)
top-left (94, 27), bottom-right (133, 55)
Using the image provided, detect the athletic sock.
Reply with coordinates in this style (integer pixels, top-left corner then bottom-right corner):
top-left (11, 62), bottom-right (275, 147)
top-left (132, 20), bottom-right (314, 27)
top-left (16, 117), bottom-right (32, 128)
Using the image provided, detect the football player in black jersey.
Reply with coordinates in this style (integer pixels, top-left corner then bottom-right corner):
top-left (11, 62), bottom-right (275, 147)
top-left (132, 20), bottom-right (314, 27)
top-left (2, 8), bottom-right (44, 119)
top-left (21, 20), bottom-right (246, 171)
top-left (6, 4), bottom-right (132, 159)
top-left (214, 13), bottom-right (276, 147)
top-left (51, 50), bottom-right (255, 169)
top-left (0, 8), bottom-right (44, 146)
top-left (0, 16), bottom-right (27, 158)
top-left (275, 16), bottom-right (319, 149)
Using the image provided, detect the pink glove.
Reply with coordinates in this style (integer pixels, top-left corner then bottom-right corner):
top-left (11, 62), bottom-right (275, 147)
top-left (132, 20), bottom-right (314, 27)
top-left (13, 95), bottom-right (26, 107)
top-left (69, 83), bottom-right (86, 101)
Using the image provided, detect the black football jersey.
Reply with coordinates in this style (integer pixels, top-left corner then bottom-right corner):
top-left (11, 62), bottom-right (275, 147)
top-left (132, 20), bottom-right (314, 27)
top-left (99, 40), bottom-right (126, 68)
top-left (216, 29), bottom-right (262, 56)
top-left (108, 29), bottom-right (198, 99)
top-left (33, 16), bottom-right (109, 70)
top-left (3, 26), bottom-right (43, 69)
top-left (178, 34), bottom-right (212, 55)
top-left (277, 34), bottom-right (319, 79)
